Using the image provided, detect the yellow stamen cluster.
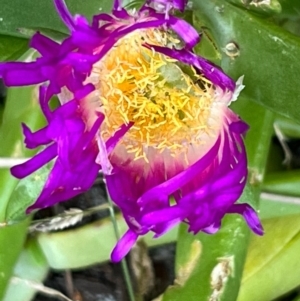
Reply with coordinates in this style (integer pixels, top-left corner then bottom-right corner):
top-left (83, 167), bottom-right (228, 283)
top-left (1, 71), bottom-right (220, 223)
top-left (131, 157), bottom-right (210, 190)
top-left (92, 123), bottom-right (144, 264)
top-left (93, 29), bottom-right (215, 161)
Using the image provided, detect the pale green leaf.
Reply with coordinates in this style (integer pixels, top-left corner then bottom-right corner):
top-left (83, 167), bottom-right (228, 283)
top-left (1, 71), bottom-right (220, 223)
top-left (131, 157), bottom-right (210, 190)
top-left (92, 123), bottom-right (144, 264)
top-left (3, 238), bottom-right (49, 301)
top-left (238, 214), bottom-right (300, 301)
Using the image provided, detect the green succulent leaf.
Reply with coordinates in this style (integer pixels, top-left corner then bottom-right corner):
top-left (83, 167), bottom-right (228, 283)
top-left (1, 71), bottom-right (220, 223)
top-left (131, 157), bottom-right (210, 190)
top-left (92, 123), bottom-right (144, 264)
top-left (159, 186), bottom-right (253, 301)
top-left (278, 0), bottom-right (300, 16)
top-left (0, 0), bottom-right (112, 38)
top-left (36, 215), bottom-right (178, 269)
top-left (259, 194), bottom-right (300, 219)
top-left (238, 214), bottom-right (300, 301)
top-left (0, 85), bottom-right (45, 222)
top-left (0, 78), bottom-right (45, 299)
top-left (0, 218), bottom-right (30, 300)
top-left (263, 170), bottom-right (300, 197)
top-left (5, 163), bottom-right (52, 223)
top-left (0, 35), bottom-right (28, 62)
top-left (193, 0), bottom-right (300, 122)
top-left (225, 0), bottom-right (282, 16)
top-left (3, 238), bottom-right (49, 301)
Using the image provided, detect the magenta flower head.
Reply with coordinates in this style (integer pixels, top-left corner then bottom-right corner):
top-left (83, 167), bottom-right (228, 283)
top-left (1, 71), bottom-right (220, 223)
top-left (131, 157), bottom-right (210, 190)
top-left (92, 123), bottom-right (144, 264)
top-left (0, 0), bottom-right (263, 261)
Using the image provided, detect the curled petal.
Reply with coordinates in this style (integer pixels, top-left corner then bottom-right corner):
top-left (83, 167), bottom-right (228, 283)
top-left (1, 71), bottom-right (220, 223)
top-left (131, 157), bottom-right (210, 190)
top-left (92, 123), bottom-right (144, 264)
top-left (202, 221), bottom-right (221, 234)
top-left (39, 85), bottom-right (52, 122)
top-left (106, 122), bottom-right (134, 154)
top-left (11, 143), bottom-right (57, 179)
top-left (144, 44), bottom-right (236, 91)
top-left (138, 136), bottom-right (220, 207)
top-left (96, 133), bottom-right (112, 175)
top-left (30, 32), bottom-right (60, 57)
top-left (0, 62), bottom-right (48, 86)
top-left (22, 124), bottom-right (51, 149)
top-left (113, 0), bottom-right (122, 11)
top-left (111, 229), bottom-right (139, 262)
top-left (167, 15), bottom-right (200, 48)
top-left (146, 0), bottom-right (188, 12)
top-left (92, 13), bottom-right (118, 28)
top-left (141, 205), bottom-right (184, 226)
top-left (54, 0), bottom-right (75, 30)
top-left (230, 120), bottom-right (249, 135)
top-left (228, 203), bottom-right (264, 235)
top-left (26, 156), bottom-right (100, 212)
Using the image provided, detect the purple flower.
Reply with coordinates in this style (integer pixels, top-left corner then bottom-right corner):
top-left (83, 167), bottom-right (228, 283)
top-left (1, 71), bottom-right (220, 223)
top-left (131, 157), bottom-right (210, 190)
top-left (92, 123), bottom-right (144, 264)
top-left (11, 84), bottom-right (103, 212)
top-left (0, 0), bottom-right (263, 262)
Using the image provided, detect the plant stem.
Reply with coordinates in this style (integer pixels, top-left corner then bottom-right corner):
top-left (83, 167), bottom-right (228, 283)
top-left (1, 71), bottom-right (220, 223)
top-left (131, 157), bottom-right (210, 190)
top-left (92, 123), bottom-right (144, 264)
top-left (106, 187), bottom-right (136, 301)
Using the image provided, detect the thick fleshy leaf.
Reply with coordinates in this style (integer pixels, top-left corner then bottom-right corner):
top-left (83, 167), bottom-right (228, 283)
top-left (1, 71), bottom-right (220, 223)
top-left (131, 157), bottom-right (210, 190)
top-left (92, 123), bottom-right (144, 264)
top-left (0, 75), bottom-right (45, 299)
top-left (274, 0), bottom-right (300, 36)
top-left (193, 0), bottom-right (300, 122)
top-left (259, 193), bottom-right (300, 219)
top-left (0, 218), bottom-right (30, 300)
top-left (3, 238), bottom-right (49, 301)
top-left (225, 0), bottom-right (282, 16)
top-left (231, 100), bottom-right (275, 206)
top-left (0, 85), bottom-right (45, 222)
top-left (5, 163), bottom-right (53, 222)
top-left (36, 215), bottom-right (178, 269)
top-left (263, 170), bottom-right (300, 197)
top-left (238, 214), bottom-right (300, 301)
top-left (0, 0), bottom-right (112, 38)
top-left (0, 35), bottom-right (28, 62)
top-left (258, 112), bottom-right (300, 218)
top-left (159, 185), bottom-right (253, 301)
top-left (278, 0), bottom-right (300, 16)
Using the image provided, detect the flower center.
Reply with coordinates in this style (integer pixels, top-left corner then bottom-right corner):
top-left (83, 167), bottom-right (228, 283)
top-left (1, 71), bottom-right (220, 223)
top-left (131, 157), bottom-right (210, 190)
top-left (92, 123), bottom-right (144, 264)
top-left (92, 29), bottom-right (216, 161)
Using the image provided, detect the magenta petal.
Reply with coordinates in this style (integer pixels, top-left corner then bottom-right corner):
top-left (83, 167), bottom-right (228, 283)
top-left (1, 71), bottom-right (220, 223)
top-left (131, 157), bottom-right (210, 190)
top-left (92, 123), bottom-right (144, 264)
top-left (168, 16), bottom-right (200, 48)
top-left (30, 32), bottom-right (60, 56)
top-left (22, 124), bottom-right (52, 148)
top-left (144, 44), bottom-right (236, 91)
top-left (54, 0), bottom-right (75, 30)
top-left (74, 83), bottom-right (95, 101)
top-left (113, 8), bottom-right (131, 19)
top-left (11, 143), bottom-right (57, 179)
top-left (38, 85), bottom-right (52, 122)
top-left (202, 222), bottom-right (221, 234)
top-left (27, 153), bottom-right (100, 212)
top-left (147, 0), bottom-right (187, 12)
top-left (141, 206), bottom-right (184, 226)
top-left (117, 19), bottom-right (167, 37)
top-left (230, 120), bottom-right (249, 134)
top-left (113, 0), bottom-right (122, 11)
top-left (92, 13), bottom-right (117, 27)
top-left (152, 217), bottom-right (181, 238)
top-left (0, 63), bottom-right (47, 86)
top-left (106, 122), bottom-right (134, 154)
top-left (111, 229), bottom-right (138, 262)
top-left (228, 203), bottom-right (264, 235)
top-left (138, 136), bottom-right (220, 207)
top-left (80, 113), bottom-right (104, 150)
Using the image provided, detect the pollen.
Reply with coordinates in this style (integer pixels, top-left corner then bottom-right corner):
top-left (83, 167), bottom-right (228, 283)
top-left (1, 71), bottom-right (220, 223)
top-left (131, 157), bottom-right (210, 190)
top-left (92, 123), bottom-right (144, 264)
top-left (92, 29), bottom-right (215, 161)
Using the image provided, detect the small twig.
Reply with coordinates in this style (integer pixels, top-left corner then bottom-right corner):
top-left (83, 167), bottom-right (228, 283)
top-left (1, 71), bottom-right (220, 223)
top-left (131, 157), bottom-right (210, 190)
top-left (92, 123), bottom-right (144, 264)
top-left (11, 277), bottom-right (73, 301)
top-left (64, 270), bottom-right (75, 299)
